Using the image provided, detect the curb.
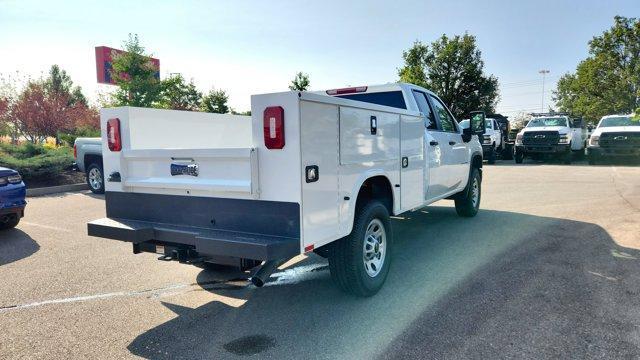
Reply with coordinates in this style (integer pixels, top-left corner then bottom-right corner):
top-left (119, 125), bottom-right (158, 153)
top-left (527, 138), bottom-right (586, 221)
top-left (27, 183), bottom-right (89, 197)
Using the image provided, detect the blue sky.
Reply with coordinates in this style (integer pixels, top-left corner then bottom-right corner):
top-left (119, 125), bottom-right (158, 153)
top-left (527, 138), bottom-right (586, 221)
top-left (1, 0), bottom-right (638, 115)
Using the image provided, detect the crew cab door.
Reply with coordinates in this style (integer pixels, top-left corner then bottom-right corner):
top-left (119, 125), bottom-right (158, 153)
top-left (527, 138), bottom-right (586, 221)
top-left (411, 90), bottom-right (445, 200)
top-left (427, 94), bottom-right (468, 192)
top-left (400, 113), bottom-right (425, 211)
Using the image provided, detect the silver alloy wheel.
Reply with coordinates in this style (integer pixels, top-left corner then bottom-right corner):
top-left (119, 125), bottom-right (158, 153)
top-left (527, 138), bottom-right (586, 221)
top-left (88, 167), bottom-right (103, 190)
top-left (471, 177), bottom-right (479, 208)
top-left (363, 218), bottom-right (386, 277)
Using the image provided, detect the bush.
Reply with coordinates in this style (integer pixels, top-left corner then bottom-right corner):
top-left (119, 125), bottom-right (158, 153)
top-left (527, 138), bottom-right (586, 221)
top-left (0, 142), bottom-right (74, 180)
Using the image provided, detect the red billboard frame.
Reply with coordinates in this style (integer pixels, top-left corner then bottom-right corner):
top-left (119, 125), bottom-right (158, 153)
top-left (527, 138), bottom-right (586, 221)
top-left (95, 46), bottom-right (160, 85)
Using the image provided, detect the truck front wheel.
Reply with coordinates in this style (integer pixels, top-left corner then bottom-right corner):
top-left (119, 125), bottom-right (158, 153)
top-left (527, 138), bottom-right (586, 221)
top-left (515, 149), bottom-right (524, 164)
top-left (455, 168), bottom-right (481, 217)
top-left (328, 200), bottom-right (393, 297)
top-left (487, 145), bottom-right (496, 164)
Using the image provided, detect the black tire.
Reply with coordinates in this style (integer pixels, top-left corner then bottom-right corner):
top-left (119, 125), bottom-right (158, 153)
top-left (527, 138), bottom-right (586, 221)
top-left (0, 216), bottom-right (20, 230)
top-left (502, 144), bottom-right (514, 160)
top-left (487, 146), bottom-right (496, 164)
top-left (515, 149), bottom-right (524, 164)
top-left (563, 149), bottom-right (572, 165)
top-left (588, 153), bottom-right (600, 165)
top-left (328, 201), bottom-right (393, 297)
top-left (455, 168), bottom-right (481, 217)
top-left (86, 163), bottom-right (105, 194)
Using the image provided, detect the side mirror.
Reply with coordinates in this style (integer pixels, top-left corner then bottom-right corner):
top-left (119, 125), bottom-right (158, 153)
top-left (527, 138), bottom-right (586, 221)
top-left (462, 111), bottom-right (485, 142)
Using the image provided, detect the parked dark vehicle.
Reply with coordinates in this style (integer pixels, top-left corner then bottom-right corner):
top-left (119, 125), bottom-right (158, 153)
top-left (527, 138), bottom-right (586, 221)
top-left (489, 113), bottom-right (514, 160)
top-left (0, 167), bottom-right (26, 230)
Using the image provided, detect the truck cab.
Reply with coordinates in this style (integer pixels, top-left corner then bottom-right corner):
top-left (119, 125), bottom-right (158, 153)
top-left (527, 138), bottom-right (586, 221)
top-left (88, 83), bottom-right (485, 296)
top-left (587, 114), bottom-right (640, 164)
top-left (514, 114), bottom-right (587, 164)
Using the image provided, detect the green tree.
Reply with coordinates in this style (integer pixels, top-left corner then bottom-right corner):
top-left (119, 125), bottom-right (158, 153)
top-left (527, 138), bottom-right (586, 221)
top-left (555, 16), bottom-right (640, 123)
top-left (289, 72), bottom-right (310, 91)
top-left (398, 41), bottom-right (429, 88)
top-left (398, 34), bottom-right (499, 119)
top-left (111, 34), bottom-right (162, 107)
top-left (159, 74), bottom-right (202, 111)
top-left (201, 89), bottom-right (229, 113)
top-left (45, 65), bottom-right (87, 106)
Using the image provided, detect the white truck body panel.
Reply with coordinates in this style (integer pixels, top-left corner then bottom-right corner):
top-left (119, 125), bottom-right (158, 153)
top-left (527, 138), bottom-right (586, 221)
top-left (92, 84), bottom-right (482, 262)
top-left (100, 107), bottom-right (254, 199)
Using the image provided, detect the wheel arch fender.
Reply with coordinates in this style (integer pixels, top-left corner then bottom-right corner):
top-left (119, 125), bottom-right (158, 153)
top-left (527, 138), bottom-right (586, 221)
top-left (342, 170), bottom-right (395, 236)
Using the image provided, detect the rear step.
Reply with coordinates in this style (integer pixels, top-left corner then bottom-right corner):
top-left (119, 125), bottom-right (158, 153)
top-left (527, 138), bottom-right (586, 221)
top-left (88, 217), bottom-right (299, 261)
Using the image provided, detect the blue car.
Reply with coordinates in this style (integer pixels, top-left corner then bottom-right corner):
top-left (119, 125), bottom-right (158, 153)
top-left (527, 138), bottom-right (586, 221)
top-left (0, 166), bottom-right (26, 230)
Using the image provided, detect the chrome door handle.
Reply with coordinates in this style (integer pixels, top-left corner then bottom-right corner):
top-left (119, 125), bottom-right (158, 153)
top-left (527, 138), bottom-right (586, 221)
top-left (430, 141), bottom-right (438, 146)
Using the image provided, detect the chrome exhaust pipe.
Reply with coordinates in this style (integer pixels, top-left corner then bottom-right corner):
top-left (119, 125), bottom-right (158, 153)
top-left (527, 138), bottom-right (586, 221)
top-left (250, 260), bottom-right (281, 287)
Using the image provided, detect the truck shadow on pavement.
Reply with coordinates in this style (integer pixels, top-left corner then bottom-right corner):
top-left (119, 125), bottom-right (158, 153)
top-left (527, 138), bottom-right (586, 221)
top-left (0, 228), bottom-right (39, 266)
top-left (127, 207), bottom-right (640, 359)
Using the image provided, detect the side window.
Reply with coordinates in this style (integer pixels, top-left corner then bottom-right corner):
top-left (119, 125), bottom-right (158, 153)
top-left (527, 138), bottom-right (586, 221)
top-left (411, 90), bottom-right (437, 130)
top-left (428, 95), bottom-right (457, 132)
top-left (493, 120), bottom-right (499, 131)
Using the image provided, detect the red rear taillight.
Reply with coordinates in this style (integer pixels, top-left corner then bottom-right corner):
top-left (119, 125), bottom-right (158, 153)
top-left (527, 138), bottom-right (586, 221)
top-left (73, 143), bottom-right (77, 159)
top-left (263, 106), bottom-right (285, 149)
top-left (326, 86), bottom-right (367, 95)
top-left (107, 118), bottom-right (122, 152)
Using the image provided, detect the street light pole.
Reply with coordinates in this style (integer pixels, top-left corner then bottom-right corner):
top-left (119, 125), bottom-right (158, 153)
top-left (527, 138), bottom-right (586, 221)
top-left (539, 69), bottom-right (550, 112)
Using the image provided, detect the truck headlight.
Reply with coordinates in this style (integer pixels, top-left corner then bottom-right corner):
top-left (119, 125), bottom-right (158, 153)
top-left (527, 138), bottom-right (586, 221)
top-left (558, 134), bottom-right (570, 144)
top-left (589, 135), bottom-right (599, 147)
top-left (483, 135), bottom-right (491, 144)
top-left (515, 133), bottom-right (523, 145)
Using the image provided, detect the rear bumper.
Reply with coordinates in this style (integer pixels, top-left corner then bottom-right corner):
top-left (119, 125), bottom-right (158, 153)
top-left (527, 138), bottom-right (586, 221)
top-left (88, 192), bottom-right (301, 261)
top-left (517, 144), bottom-right (570, 154)
top-left (0, 184), bottom-right (26, 217)
top-left (88, 218), bottom-right (299, 260)
top-left (588, 146), bottom-right (640, 157)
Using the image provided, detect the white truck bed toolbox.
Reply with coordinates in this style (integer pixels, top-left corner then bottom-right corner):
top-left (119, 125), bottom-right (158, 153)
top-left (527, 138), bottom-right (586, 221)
top-left (88, 192), bottom-right (300, 260)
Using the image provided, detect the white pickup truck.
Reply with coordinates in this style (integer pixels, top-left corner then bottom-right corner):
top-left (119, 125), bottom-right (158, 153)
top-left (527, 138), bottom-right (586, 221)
top-left (88, 83), bottom-right (485, 296)
top-left (587, 114), bottom-right (640, 164)
top-left (462, 117), bottom-right (502, 164)
top-left (514, 114), bottom-right (587, 164)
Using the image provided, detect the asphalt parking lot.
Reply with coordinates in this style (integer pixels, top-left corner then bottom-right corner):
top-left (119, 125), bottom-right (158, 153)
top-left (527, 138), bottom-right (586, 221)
top-left (1, 162), bottom-right (639, 359)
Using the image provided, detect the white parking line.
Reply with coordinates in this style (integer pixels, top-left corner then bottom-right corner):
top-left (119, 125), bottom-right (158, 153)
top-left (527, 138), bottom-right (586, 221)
top-left (20, 221), bottom-right (74, 233)
top-left (0, 284), bottom-right (189, 312)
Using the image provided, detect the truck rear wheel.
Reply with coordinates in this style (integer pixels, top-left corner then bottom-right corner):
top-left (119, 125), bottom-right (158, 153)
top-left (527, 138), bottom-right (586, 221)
top-left (328, 200), bottom-right (392, 297)
top-left (86, 163), bottom-right (105, 194)
top-left (455, 168), bottom-right (481, 217)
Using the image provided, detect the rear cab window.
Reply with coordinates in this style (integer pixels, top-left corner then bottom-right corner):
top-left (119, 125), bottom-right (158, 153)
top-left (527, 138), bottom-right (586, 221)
top-left (337, 91), bottom-right (407, 110)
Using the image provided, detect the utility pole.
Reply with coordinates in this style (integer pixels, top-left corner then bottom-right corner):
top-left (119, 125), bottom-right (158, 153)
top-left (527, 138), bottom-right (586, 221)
top-left (539, 69), bottom-right (550, 112)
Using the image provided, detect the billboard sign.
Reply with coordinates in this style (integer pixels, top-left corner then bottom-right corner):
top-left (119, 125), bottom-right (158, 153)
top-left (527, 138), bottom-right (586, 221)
top-left (95, 46), bottom-right (160, 85)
